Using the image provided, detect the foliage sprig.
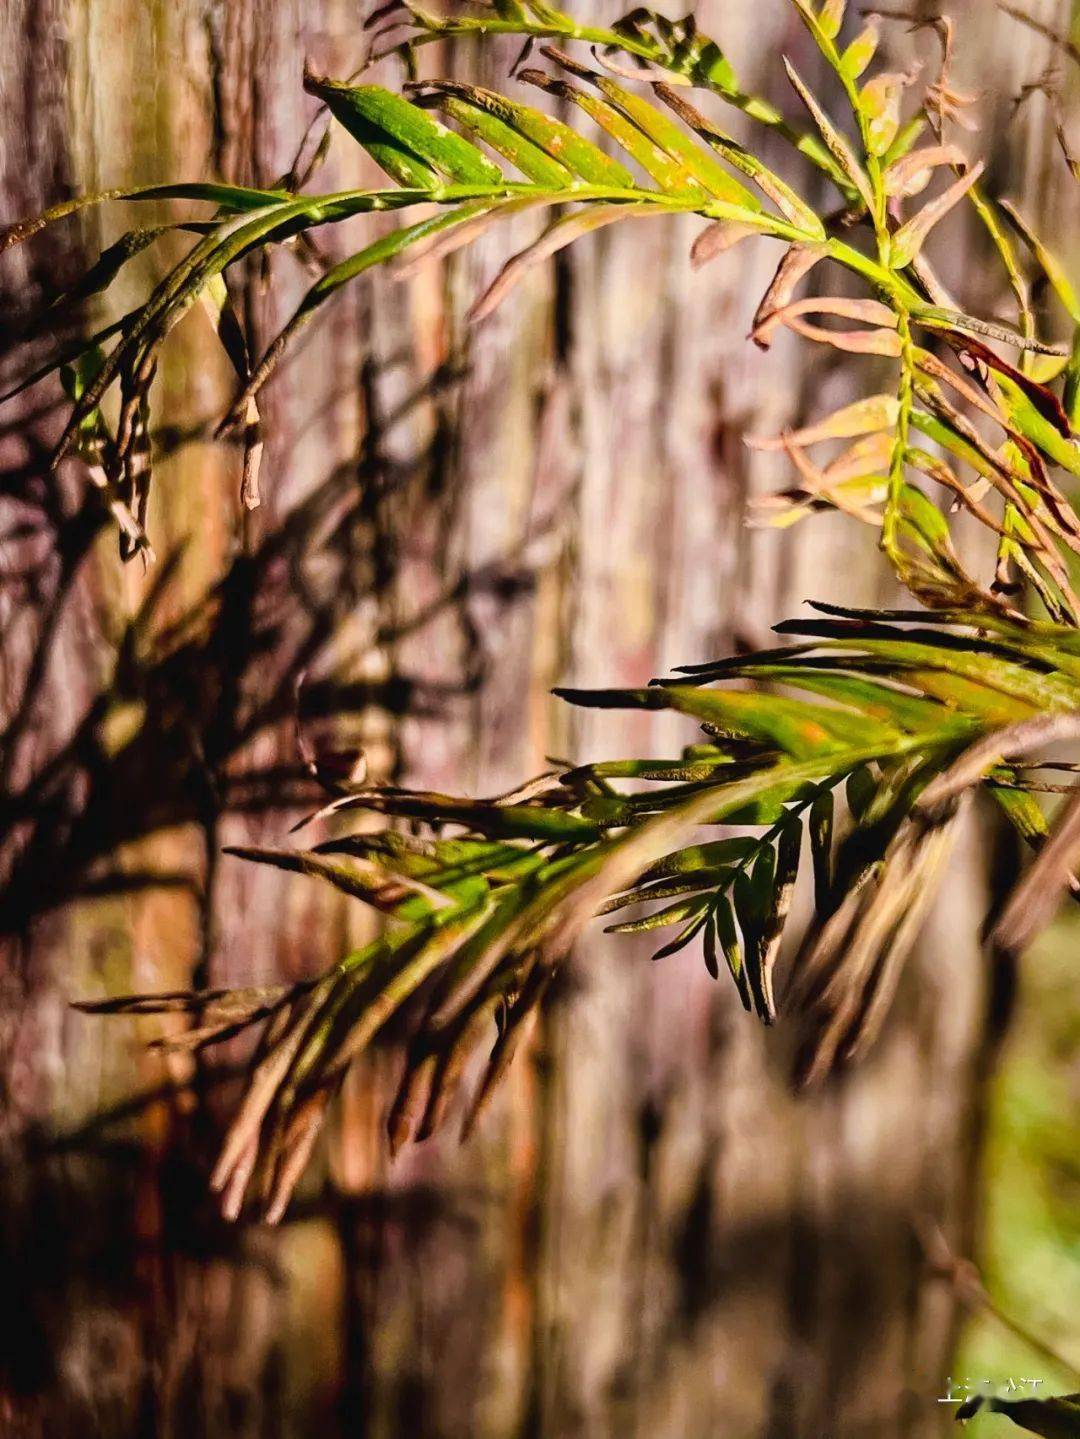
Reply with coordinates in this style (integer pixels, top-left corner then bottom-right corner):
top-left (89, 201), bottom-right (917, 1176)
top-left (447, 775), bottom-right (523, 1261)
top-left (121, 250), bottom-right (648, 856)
top-left (8, 0), bottom-right (1080, 1223)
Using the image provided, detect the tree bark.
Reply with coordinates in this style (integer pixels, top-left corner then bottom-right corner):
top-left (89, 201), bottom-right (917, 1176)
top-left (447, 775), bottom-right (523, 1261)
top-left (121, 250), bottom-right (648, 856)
top-left (0, 1), bottom-right (1071, 1436)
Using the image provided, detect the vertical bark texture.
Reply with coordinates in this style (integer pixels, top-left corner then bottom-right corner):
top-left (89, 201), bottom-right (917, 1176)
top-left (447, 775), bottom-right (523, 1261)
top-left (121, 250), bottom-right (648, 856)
top-left (0, 1), bottom-right (1072, 1436)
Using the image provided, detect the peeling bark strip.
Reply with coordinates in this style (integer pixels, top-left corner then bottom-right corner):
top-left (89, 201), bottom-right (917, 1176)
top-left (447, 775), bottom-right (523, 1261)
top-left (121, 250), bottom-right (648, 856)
top-left (2, 0), bottom-right (1077, 1435)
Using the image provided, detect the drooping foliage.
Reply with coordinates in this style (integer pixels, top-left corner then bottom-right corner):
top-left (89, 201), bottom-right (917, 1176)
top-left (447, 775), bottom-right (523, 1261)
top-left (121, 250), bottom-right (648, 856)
top-left (8, 0), bottom-right (1080, 1227)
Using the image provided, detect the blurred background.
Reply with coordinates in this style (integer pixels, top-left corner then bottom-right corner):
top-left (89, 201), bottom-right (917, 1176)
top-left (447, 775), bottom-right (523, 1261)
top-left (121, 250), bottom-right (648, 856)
top-left (0, 0), bottom-right (1077, 1435)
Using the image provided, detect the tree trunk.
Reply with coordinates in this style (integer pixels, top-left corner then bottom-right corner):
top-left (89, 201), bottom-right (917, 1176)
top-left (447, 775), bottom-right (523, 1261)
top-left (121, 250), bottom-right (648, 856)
top-left (0, 2), bottom-right (1069, 1436)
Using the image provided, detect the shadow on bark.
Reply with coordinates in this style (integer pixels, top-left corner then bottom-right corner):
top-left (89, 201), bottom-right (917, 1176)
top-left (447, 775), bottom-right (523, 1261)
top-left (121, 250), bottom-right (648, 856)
top-left (0, 358), bottom-right (551, 940)
top-left (1, 1109), bottom-right (952, 1439)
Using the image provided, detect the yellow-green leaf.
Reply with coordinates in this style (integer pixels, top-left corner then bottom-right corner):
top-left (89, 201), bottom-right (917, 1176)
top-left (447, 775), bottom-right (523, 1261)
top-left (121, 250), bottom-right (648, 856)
top-left (889, 162), bottom-right (984, 270)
